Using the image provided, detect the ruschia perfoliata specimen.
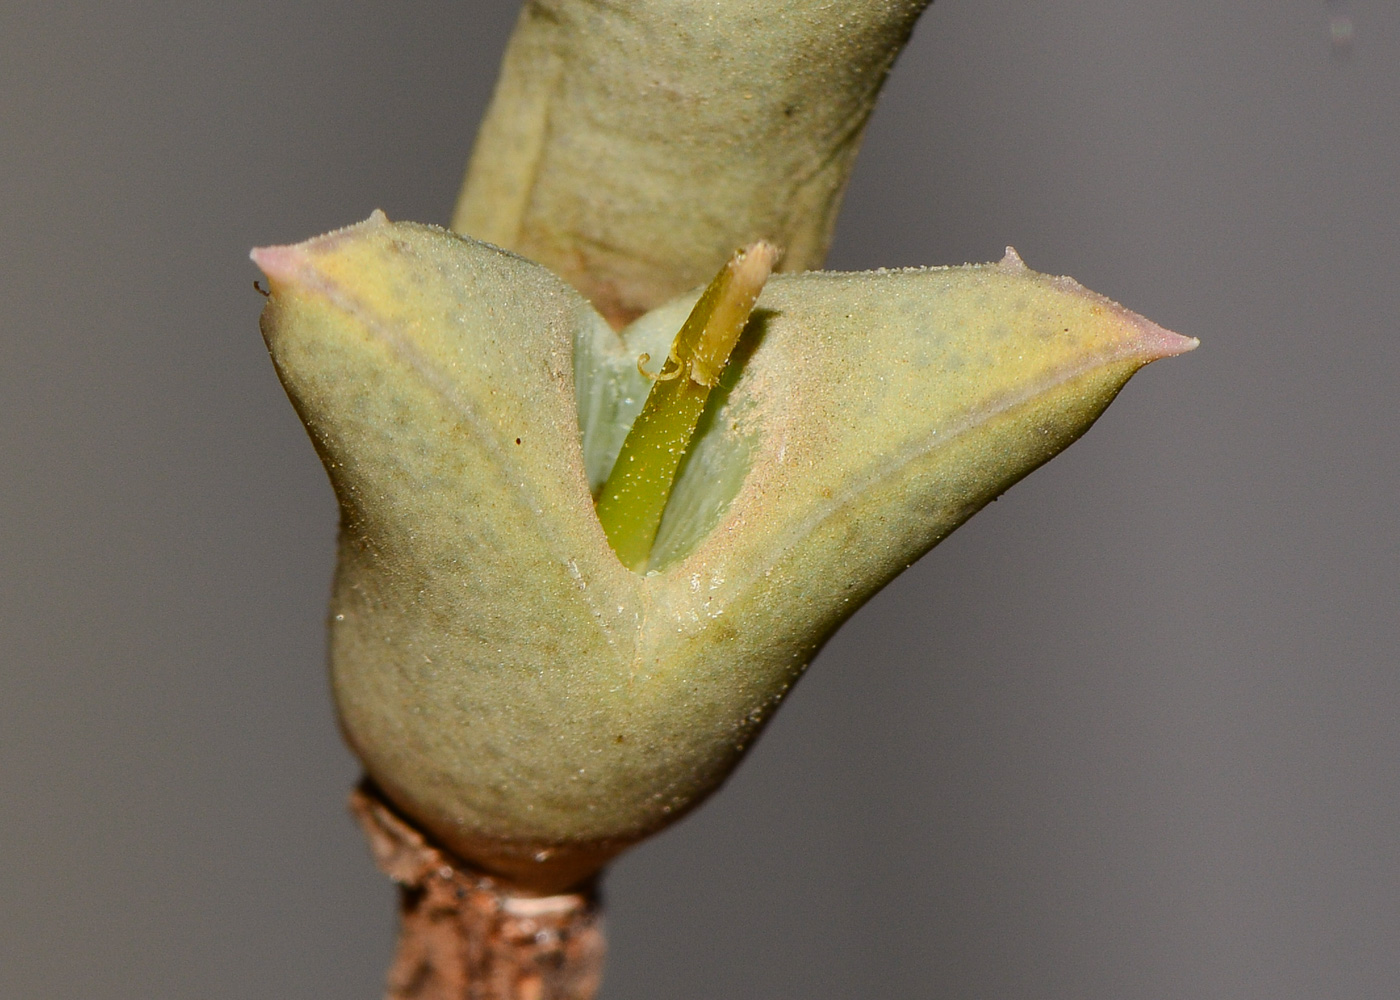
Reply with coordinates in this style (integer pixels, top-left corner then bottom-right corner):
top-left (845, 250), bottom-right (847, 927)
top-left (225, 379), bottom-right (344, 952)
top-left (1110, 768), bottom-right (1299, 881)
top-left (253, 0), bottom-right (1195, 892)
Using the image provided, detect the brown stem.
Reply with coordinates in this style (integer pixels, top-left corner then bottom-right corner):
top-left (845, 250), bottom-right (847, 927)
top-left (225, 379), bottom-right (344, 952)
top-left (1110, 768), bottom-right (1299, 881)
top-left (350, 782), bottom-right (606, 1000)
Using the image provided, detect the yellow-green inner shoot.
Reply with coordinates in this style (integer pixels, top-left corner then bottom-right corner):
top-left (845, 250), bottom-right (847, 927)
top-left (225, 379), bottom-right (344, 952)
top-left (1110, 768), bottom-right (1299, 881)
top-left (595, 241), bottom-right (779, 571)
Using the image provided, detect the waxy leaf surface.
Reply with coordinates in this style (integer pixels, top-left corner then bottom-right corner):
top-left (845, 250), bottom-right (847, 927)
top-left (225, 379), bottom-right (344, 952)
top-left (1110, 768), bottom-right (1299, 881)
top-left (256, 214), bottom-right (1192, 890)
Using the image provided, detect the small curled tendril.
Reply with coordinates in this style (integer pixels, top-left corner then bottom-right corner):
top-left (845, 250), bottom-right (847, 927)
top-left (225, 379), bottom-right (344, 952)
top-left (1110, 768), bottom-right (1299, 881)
top-left (637, 352), bottom-right (684, 382)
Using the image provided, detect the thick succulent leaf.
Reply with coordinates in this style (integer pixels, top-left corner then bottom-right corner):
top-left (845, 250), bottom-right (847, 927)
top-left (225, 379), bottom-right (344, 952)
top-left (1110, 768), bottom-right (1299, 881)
top-left (454, 0), bottom-right (930, 324)
top-left (255, 217), bottom-right (1192, 891)
top-left (256, 214), bottom-right (648, 885)
top-left (577, 257), bottom-right (1194, 861)
top-left (634, 257), bottom-right (1193, 762)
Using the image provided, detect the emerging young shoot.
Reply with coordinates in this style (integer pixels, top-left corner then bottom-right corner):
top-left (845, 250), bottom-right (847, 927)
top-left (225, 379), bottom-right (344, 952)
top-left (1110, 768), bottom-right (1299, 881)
top-left (596, 242), bottom-right (779, 571)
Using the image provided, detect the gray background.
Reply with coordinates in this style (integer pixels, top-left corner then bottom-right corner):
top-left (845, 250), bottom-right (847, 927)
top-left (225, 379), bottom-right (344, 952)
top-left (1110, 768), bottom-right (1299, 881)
top-left (3, 1), bottom-right (1396, 997)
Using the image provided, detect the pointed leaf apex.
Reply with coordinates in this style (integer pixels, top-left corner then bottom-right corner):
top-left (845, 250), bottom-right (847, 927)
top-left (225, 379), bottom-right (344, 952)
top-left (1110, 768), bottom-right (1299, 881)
top-left (989, 247), bottom-right (1197, 364)
top-left (250, 210), bottom-right (393, 286)
top-left (1129, 316), bottom-right (1199, 363)
top-left (248, 243), bottom-right (305, 285)
top-left (1075, 285), bottom-right (1198, 363)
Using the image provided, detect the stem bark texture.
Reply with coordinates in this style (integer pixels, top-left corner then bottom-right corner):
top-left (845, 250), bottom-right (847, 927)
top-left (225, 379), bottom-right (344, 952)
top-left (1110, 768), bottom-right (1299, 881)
top-left (351, 782), bottom-right (606, 1000)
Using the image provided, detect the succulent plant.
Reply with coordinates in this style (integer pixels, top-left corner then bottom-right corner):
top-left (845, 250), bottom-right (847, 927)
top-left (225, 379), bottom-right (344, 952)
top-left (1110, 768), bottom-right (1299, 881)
top-left (251, 5), bottom-right (1195, 995)
top-left (253, 213), bottom-right (1192, 893)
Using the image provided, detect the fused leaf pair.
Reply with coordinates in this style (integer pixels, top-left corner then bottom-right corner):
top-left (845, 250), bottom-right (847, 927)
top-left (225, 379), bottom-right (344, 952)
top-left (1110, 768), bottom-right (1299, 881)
top-left (254, 212), bottom-right (1193, 891)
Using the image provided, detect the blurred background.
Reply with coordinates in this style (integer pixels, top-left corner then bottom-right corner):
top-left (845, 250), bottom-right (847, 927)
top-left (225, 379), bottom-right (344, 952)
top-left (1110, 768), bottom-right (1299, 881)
top-left (2, 1), bottom-right (1397, 997)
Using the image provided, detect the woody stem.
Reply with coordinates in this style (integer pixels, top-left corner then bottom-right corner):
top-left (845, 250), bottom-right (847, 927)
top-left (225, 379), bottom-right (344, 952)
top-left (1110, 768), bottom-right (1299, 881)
top-left (351, 782), bottom-right (606, 1000)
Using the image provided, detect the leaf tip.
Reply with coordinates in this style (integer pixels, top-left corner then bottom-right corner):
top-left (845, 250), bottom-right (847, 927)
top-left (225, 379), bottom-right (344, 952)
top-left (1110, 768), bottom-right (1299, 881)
top-left (1120, 311), bottom-right (1199, 364)
top-left (249, 243), bottom-right (306, 287)
top-left (250, 210), bottom-right (393, 289)
top-left (1039, 263), bottom-right (1200, 365)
